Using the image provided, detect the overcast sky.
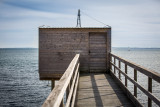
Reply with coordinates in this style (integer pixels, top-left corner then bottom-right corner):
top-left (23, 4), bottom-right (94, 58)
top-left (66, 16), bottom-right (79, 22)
top-left (0, 0), bottom-right (160, 48)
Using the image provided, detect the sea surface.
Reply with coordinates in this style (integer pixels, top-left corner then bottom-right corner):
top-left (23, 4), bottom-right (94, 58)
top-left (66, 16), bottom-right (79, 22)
top-left (0, 48), bottom-right (159, 106)
top-left (0, 48), bottom-right (50, 107)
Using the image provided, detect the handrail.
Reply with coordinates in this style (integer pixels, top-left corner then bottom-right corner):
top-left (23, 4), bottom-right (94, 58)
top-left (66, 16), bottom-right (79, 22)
top-left (110, 53), bottom-right (160, 107)
top-left (111, 53), bottom-right (160, 83)
top-left (42, 54), bottom-right (80, 107)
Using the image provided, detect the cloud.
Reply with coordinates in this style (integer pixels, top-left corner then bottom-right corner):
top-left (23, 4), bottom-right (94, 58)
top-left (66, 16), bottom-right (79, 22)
top-left (0, 0), bottom-right (160, 48)
top-left (0, 3), bottom-right (76, 31)
top-left (0, 3), bottom-right (74, 19)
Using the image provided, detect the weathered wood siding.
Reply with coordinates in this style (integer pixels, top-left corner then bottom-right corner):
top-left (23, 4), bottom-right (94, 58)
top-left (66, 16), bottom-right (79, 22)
top-left (39, 28), bottom-right (111, 80)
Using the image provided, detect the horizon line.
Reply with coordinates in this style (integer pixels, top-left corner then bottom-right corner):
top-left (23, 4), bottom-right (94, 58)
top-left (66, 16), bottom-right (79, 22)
top-left (0, 47), bottom-right (160, 49)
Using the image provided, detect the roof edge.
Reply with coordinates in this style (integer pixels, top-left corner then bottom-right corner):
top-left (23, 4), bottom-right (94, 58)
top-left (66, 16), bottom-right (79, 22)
top-left (38, 27), bottom-right (111, 29)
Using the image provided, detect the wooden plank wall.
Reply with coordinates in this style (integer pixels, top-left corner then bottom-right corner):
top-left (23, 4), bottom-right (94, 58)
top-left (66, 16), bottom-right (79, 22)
top-left (39, 28), bottom-right (111, 80)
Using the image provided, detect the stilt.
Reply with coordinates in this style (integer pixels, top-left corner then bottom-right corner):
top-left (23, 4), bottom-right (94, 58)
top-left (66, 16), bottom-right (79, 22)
top-left (51, 79), bottom-right (55, 90)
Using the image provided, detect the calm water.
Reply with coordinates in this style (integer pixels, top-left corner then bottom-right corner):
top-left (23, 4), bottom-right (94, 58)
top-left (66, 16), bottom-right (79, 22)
top-left (0, 48), bottom-right (159, 106)
top-left (0, 49), bottom-right (50, 107)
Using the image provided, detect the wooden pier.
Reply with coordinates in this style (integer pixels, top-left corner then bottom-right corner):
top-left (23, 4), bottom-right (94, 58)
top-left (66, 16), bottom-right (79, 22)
top-left (41, 54), bottom-right (160, 107)
top-left (39, 27), bottom-right (160, 107)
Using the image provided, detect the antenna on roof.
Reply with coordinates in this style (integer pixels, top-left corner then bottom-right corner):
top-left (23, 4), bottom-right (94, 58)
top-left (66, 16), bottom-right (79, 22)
top-left (76, 9), bottom-right (81, 27)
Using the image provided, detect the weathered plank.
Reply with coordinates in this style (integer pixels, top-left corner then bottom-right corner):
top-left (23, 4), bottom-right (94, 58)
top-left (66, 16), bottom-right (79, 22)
top-left (90, 49), bottom-right (106, 52)
top-left (90, 58), bottom-right (106, 62)
top-left (75, 73), bottom-right (134, 107)
top-left (89, 63), bottom-right (106, 67)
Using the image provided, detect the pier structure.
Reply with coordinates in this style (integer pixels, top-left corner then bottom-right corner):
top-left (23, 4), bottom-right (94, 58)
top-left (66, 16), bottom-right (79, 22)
top-left (39, 27), bottom-right (160, 107)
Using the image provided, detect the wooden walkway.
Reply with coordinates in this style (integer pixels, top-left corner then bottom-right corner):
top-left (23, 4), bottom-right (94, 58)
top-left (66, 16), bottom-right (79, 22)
top-left (75, 73), bottom-right (133, 107)
top-left (42, 54), bottom-right (160, 107)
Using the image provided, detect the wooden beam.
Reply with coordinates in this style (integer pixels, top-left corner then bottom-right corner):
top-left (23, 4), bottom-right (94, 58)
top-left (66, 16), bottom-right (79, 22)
top-left (134, 69), bottom-right (137, 97)
top-left (118, 60), bottom-right (121, 80)
top-left (109, 54), bottom-right (112, 73)
top-left (148, 77), bottom-right (152, 107)
top-left (114, 57), bottom-right (116, 74)
top-left (106, 28), bottom-right (111, 73)
top-left (125, 64), bottom-right (128, 87)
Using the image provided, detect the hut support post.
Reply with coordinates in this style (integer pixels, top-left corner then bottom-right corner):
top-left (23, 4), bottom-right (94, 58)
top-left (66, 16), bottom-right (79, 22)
top-left (51, 79), bottom-right (55, 90)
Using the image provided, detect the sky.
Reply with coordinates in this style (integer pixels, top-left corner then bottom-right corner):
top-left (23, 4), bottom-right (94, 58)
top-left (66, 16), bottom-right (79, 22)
top-left (0, 0), bottom-right (160, 48)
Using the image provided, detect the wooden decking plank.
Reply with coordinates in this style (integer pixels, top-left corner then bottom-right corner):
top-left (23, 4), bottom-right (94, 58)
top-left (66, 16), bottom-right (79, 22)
top-left (75, 73), bottom-right (134, 107)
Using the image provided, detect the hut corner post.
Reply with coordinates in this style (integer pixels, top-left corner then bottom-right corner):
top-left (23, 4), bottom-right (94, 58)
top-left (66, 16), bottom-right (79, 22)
top-left (107, 28), bottom-right (111, 73)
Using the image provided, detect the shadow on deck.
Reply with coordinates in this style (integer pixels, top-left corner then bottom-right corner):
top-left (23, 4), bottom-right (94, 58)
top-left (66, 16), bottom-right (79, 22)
top-left (75, 73), bottom-right (134, 107)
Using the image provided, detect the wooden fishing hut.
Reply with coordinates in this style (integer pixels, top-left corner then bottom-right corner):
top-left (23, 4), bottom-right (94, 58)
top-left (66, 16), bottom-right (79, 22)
top-left (39, 27), bottom-right (111, 80)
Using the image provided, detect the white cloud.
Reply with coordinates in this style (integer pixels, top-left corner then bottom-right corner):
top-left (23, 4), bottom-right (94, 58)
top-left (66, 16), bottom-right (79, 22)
top-left (0, 0), bottom-right (160, 48)
top-left (0, 4), bottom-right (74, 19)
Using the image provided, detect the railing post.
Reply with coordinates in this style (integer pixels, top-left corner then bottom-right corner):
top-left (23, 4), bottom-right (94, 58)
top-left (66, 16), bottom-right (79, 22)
top-left (110, 55), bottom-right (112, 73)
top-left (114, 57), bottom-right (116, 74)
top-left (134, 69), bottom-right (137, 97)
top-left (125, 64), bottom-right (127, 87)
top-left (118, 60), bottom-right (121, 80)
top-left (148, 77), bottom-right (152, 107)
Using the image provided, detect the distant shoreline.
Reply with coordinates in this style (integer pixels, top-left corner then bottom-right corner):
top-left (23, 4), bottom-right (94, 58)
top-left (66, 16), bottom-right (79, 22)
top-left (112, 47), bottom-right (160, 49)
top-left (0, 48), bottom-right (37, 49)
top-left (1, 47), bottom-right (160, 49)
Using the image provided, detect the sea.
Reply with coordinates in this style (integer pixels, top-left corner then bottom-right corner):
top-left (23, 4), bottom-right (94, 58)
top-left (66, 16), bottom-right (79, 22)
top-left (0, 48), bottom-right (159, 107)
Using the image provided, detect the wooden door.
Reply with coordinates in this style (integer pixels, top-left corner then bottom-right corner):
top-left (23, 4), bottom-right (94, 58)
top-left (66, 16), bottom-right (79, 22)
top-left (89, 32), bottom-right (107, 72)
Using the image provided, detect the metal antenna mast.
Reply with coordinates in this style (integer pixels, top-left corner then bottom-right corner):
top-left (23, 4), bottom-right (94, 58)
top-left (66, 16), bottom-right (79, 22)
top-left (76, 9), bottom-right (81, 27)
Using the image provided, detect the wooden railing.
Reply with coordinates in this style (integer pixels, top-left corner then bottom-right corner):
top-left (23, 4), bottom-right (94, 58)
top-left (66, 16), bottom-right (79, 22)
top-left (110, 53), bottom-right (160, 107)
top-left (42, 54), bottom-right (80, 107)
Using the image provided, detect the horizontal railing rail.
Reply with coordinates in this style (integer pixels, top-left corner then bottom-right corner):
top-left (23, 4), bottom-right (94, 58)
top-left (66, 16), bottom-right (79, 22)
top-left (110, 53), bottom-right (160, 107)
top-left (42, 54), bottom-right (80, 107)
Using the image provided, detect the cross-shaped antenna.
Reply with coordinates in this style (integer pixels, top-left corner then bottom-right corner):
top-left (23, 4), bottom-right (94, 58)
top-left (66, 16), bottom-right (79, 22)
top-left (76, 9), bottom-right (81, 27)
